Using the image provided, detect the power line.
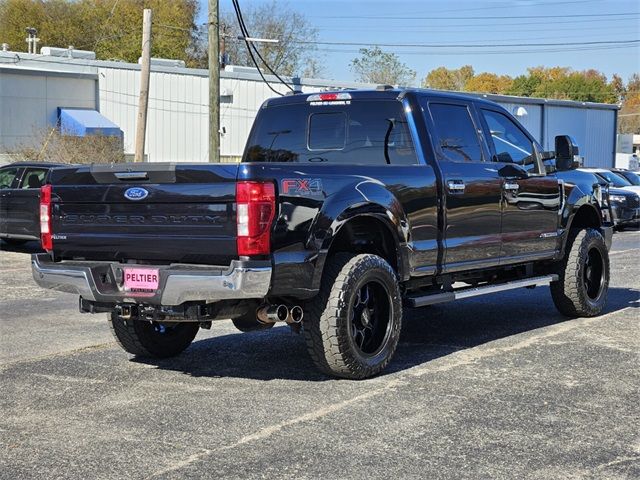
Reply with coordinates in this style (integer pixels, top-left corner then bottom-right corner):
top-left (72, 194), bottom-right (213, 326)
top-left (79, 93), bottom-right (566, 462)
top-left (231, 0), bottom-right (283, 96)
top-left (313, 18), bottom-right (640, 33)
top-left (410, 0), bottom-right (602, 14)
top-left (313, 11), bottom-right (639, 20)
top-left (294, 39), bottom-right (639, 49)
top-left (315, 43), bottom-right (639, 56)
top-left (233, 0), bottom-right (294, 92)
top-left (231, 0), bottom-right (292, 95)
top-left (311, 16), bottom-right (640, 29)
top-left (154, 23), bottom-right (192, 33)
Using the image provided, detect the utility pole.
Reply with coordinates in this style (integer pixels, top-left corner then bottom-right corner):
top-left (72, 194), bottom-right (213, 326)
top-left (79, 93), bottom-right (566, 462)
top-left (208, 0), bottom-right (220, 163)
top-left (134, 9), bottom-right (152, 163)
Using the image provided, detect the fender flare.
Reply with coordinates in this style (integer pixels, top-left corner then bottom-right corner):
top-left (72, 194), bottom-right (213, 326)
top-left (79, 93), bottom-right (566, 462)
top-left (559, 196), bottom-right (603, 257)
top-left (308, 179), bottom-right (411, 290)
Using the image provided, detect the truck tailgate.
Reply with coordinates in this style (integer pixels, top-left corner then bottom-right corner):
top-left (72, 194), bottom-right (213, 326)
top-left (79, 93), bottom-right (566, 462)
top-left (48, 163), bottom-right (239, 264)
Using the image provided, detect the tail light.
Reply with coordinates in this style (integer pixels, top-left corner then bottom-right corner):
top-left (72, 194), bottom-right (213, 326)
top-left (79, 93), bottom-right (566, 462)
top-left (236, 181), bottom-right (276, 256)
top-left (40, 184), bottom-right (53, 251)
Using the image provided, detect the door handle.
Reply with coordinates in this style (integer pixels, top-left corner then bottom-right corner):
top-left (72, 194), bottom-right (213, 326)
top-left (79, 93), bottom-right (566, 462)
top-left (503, 182), bottom-right (519, 192)
top-left (447, 180), bottom-right (465, 193)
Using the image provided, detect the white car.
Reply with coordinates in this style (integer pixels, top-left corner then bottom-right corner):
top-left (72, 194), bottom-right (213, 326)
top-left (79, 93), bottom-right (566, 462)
top-left (578, 168), bottom-right (640, 195)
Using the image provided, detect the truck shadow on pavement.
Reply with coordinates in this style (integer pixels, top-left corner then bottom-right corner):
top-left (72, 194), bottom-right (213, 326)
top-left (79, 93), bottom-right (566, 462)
top-left (133, 285), bottom-right (638, 381)
top-left (0, 239), bottom-right (43, 254)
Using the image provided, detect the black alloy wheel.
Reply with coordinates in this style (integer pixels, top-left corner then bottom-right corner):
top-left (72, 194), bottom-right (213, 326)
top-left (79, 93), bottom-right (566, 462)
top-left (350, 280), bottom-right (393, 357)
top-left (583, 246), bottom-right (605, 301)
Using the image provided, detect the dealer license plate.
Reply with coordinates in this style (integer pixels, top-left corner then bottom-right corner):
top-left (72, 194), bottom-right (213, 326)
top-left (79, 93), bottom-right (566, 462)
top-left (123, 268), bottom-right (159, 293)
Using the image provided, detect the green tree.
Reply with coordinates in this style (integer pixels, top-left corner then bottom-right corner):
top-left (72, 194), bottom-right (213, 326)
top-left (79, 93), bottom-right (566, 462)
top-left (504, 66), bottom-right (617, 103)
top-left (217, 1), bottom-right (322, 77)
top-left (508, 74), bottom-right (543, 97)
top-left (532, 71), bottom-right (616, 103)
top-left (422, 65), bottom-right (474, 91)
top-left (350, 46), bottom-right (416, 86)
top-left (0, 0), bottom-right (200, 65)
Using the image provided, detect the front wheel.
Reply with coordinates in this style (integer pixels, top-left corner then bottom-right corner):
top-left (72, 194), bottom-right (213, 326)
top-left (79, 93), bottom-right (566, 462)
top-left (108, 313), bottom-right (199, 358)
top-left (551, 228), bottom-right (609, 317)
top-left (303, 253), bottom-right (402, 379)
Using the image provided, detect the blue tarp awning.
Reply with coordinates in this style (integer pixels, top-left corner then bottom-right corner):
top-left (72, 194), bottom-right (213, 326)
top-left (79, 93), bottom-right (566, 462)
top-left (59, 108), bottom-right (123, 138)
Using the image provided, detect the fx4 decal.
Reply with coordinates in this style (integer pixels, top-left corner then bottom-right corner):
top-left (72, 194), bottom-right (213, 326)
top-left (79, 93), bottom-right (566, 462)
top-left (281, 178), bottom-right (323, 196)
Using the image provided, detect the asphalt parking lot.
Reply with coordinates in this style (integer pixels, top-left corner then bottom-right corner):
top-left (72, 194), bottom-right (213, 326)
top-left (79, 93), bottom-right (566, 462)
top-left (1, 233), bottom-right (639, 480)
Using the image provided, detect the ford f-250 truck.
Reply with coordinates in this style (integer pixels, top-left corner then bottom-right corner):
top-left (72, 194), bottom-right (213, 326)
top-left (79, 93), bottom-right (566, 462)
top-left (32, 88), bottom-right (612, 379)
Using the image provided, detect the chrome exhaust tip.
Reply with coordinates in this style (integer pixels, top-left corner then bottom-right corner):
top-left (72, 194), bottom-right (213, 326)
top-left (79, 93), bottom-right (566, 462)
top-left (257, 304), bottom-right (288, 324)
top-left (288, 305), bottom-right (304, 324)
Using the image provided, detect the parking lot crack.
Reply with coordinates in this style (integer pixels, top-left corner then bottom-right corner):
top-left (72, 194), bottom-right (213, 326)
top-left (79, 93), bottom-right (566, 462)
top-left (146, 377), bottom-right (405, 478)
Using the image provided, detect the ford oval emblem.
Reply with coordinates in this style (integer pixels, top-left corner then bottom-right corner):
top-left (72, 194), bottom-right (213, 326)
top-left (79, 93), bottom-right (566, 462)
top-left (124, 187), bottom-right (149, 201)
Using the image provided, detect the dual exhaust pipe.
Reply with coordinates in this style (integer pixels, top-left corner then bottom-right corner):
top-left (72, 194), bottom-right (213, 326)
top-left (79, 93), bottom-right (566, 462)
top-left (256, 304), bottom-right (303, 325)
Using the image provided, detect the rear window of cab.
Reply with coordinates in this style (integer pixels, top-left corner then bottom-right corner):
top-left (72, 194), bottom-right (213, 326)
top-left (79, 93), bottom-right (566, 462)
top-left (244, 100), bottom-right (418, 165)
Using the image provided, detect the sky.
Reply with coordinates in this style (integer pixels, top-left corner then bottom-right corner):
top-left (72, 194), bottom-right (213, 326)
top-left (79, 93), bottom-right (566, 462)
top-left (199, 0), bottom-right (640, 84)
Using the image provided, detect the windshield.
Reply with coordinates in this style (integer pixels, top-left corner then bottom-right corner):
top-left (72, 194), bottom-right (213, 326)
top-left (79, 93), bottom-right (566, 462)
top-left (619, 170), bottom-right (640, 186)
top-left (595, 170), bottom-right (633, 187)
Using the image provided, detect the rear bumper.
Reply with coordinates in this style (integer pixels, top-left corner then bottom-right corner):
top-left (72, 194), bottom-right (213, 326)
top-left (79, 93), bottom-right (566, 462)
top-left (31, 254), bottom-right (272, 306)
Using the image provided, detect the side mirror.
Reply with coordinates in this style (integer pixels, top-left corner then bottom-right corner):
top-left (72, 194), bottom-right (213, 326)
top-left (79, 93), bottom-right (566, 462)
top-left (555, 135), bottom-right (581, 171)
top-left (498, 163), bottom-right (529, 179)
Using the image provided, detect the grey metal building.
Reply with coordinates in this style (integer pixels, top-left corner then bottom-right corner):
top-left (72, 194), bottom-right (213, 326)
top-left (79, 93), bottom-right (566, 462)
top-left (0, 49), bottom-right (619, 167)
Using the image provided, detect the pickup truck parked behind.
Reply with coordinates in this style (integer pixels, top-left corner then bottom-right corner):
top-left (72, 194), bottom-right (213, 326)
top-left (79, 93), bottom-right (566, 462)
top-left (0, 162), bottom-right (66, 245)
top-left (32, 89), bottom-right (612, 379)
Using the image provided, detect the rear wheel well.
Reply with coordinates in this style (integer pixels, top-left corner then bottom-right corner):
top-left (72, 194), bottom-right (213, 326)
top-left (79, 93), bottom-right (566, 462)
top-left (327, 216), bottom-right (400, 275)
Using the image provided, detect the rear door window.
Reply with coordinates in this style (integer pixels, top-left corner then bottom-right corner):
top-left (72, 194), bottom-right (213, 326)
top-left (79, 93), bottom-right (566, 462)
top-left (0, 167), bottom-right (20, 189)
top-left (245, 100), bottom-right (418, 165)
top-left (427, 103), bottom-right (484, 163)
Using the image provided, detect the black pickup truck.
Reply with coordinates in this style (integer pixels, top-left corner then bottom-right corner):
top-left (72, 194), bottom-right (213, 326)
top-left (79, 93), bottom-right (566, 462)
top-left (32, 88), bottom-right (612, 379)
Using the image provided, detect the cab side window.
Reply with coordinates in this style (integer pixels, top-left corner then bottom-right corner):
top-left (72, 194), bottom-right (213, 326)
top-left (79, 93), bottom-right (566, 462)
top-left (428, 103), bottom-right (483, 163)
top-left (0, 168), bottom-right (19, 189)
top-left (20, 168), bottom-right (47, 189)
top-left (481, 109), bottom-right (534, 165)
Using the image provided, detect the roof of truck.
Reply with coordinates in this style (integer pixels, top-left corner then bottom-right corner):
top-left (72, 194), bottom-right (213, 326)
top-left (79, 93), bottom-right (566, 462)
top-left (263, 87), bottom-right (509, 110)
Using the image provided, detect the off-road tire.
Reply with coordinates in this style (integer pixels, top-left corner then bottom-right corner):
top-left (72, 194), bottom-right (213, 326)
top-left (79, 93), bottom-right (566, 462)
top-left (303, 253), bottom-right (402, 379)
top-left (551, 228), bottom-right (609, 317)
top-left (108, 313), bottom-right (199, 358)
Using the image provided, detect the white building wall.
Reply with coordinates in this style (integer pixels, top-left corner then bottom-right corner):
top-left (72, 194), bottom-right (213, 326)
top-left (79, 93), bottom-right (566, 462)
top-left (584, 108), bottom-right (617, 168)
top-left (544, 105), bottom-right (615, 168)
top-left (0, 69), bottom-right (96, 151)
top-left (98, 68), bottom-right (299, 162)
